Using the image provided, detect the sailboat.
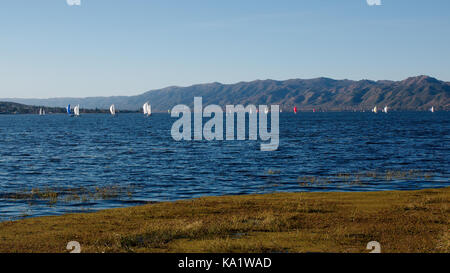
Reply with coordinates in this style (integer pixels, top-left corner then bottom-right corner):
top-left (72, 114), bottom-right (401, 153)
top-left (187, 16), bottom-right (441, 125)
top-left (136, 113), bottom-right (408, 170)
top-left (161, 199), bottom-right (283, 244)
top-left (294, 106), bottom-right (298, 114)
top-left (143, 102), bottom-right (151, 116)
top-left (430, 106), bottom-right (435, 113)
top-left (110, 104), bottom-right (116, 116)
top-left (264, 107), bottom-right (269, 114)
top-left (382, 106), bottom-right (388, 113)
top-left (143, 103), bottom-right (148, 115)
top-left (67, 104), bottom-right (73, 116)
top-left (74, 105), bottom-right (80, 117)
top-left (39, 108), bottom-right (45, 115)
top-left (372, 106), bottom-right (378, 113)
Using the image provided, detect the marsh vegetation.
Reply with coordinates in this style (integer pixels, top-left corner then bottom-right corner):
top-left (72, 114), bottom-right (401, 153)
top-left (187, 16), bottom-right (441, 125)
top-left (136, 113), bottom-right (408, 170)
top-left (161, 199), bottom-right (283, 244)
top-left (0, 187), bottom-right (448, 253)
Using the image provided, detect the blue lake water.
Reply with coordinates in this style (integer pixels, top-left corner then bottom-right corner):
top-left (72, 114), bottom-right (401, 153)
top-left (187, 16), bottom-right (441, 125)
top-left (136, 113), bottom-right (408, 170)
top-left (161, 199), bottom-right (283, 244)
top-left (0, 112), bottom-right (448, 221)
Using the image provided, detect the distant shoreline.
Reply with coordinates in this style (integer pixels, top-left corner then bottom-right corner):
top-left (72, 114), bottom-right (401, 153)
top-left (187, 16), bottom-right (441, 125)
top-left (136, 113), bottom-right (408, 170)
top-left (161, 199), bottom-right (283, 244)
top-left (0, 111), bottom-right (140, 115)
top-left (0, 110), bottom-right (447, 115)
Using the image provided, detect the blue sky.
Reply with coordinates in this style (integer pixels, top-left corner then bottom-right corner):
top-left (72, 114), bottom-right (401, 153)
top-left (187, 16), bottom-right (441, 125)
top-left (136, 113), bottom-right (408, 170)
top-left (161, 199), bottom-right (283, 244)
top-left (1, 0), bottom-right (449, 98)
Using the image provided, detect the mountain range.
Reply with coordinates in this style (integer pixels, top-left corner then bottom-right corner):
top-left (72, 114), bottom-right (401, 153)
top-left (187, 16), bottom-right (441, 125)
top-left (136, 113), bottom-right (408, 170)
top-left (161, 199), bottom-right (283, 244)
top-left (1, 75), bottom-right (449, 112)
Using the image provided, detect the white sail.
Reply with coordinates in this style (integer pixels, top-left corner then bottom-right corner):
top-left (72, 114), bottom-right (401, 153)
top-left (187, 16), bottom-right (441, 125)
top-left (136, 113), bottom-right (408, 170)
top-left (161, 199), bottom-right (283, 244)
top-left (143, 102), bottom-right (148, 115)
top-left (42, 109), bottom-right (45, 115)
top-left (110, 104), bottom-right (116, 115)
top-left (430, 106), bottom-right (434, 113)
top-left (264, 107), bottom-right (269, 114)
top-left (39, 108), bottom-right (43, 115)
top-left (372, 106), bottom-right (378, 113)
top-left (74, 105), bottom-right (80, 116)
top-left (383, 106), bottom-right (388, 113)
top-left (147, 103), bottom-right (151, 116)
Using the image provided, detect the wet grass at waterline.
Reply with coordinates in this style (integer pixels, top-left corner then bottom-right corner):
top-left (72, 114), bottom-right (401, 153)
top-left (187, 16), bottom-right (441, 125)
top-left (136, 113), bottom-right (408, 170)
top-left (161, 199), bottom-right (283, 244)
top-left (0, 185), bottom-right (137, 207)
top-left (262, 169), bottom-right (436, 187)
top-left (0, 187), bottom-right (448, 253)
top-left (1, 169), bottom-right (440, 220)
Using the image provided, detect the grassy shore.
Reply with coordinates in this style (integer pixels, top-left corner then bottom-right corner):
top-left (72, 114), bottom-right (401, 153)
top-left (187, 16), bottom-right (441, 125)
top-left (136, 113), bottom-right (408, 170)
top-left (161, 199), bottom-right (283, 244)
top-left (0, 187), bottom-right (448, 253)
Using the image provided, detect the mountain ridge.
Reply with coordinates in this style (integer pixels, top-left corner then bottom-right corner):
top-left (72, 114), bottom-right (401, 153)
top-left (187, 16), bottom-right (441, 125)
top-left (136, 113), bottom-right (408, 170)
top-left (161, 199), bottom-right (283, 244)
top-left (1, 75), bottom-right (449, 112)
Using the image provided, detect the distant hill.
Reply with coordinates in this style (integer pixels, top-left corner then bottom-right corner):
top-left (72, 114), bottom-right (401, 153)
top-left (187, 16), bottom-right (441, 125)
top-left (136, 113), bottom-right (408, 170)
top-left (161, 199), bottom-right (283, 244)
top-left (0, 101), bottom-right (124, 115)
top-left (0, 102), bottom-right (66, 115)
top-left (2, 75), bottom-right (449, 112)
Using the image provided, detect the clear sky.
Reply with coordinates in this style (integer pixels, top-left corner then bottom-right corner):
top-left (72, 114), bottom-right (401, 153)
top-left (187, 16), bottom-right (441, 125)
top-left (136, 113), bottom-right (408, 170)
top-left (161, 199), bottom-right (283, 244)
top-left (1, 0), bottom-right (449, 98)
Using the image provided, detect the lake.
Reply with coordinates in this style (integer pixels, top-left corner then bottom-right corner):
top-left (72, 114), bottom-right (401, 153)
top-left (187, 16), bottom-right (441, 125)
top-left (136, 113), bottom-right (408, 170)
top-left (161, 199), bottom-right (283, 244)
top-left (0, 112), bottom-right (448, 221)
